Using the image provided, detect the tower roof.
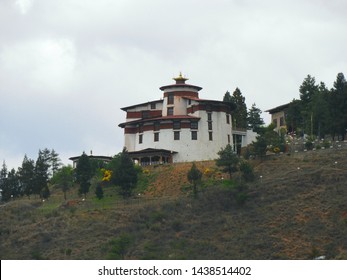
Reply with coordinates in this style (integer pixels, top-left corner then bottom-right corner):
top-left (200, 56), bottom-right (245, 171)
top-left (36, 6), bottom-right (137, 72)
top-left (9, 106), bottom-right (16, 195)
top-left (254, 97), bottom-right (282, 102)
top-left (159, 73), bottom-right (202, 91)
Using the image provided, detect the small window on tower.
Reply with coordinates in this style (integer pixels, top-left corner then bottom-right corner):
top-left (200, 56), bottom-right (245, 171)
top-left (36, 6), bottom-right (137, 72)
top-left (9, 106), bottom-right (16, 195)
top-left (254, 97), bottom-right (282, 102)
top-left (154, 132), bottom-right (159, 142)
top-left (167, 107), bottom-right (174, 116)
top-left (168, 93), bottom-right (174, 105)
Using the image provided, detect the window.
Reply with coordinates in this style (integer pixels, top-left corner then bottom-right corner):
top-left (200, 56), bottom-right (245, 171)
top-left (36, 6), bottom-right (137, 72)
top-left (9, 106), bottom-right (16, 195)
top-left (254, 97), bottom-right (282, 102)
top-left (226, 114), bottom-right (230, 124)
top-left (154, 122), bottom-right (160, 131)
top-left (174, 131), bottom-right (180, 140)
top-left (273, 118), bottom-right (277, 128)
top-left (142, 110), bottom-right (150, 119)
top-left (209, 132), bottom-right (213, 141)
top-left (280, 117), bottom-right (284, 126)
top-left (139, 134), bottom-right (143, 144)
top-left (228, 134), bottom-right (231, 144)
top-left (151, 103), bottom-right (156, 109)
top-left (191, 131), bottom-right (197, 140)
top-left (207, 112), bottom-right (212, 121)
top-left (138, 124), bottom-right (144, 133)
top-left (167, 107), bottom-right (174, 116)
top-left (190, 121), bottom-right (198, 130)
top-left (154, 132), bottom-right (159, 142)
top-left (208, 121), bottom-right (213, 131)
top-left (173, 121), bottom-right (181, 130)
top-left (188, 99), bottom-right (192, 105)
top-left (168, 93), bottom-right (174, 105)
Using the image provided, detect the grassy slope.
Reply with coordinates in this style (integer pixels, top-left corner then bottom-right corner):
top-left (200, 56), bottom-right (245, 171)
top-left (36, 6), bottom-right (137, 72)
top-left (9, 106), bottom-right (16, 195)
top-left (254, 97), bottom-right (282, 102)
top-left (1, 149), bottom-right (347, 260)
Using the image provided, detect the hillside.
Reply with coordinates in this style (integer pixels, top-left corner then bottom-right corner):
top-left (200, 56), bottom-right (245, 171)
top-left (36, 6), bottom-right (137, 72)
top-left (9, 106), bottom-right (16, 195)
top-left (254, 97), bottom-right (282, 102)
top-left (1, 147), bottom-right (347, 259)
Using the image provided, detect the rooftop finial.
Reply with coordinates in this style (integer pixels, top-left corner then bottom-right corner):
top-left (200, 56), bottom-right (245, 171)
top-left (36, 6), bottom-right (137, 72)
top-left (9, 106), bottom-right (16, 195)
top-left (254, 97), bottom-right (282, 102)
top-left (173, 72), bottom-right (188, 84)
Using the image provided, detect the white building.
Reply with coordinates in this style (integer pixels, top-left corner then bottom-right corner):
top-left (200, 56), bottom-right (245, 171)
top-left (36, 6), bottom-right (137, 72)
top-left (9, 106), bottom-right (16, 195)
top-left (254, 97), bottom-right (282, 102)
top-left (119, 74), bottom-right (235, 165)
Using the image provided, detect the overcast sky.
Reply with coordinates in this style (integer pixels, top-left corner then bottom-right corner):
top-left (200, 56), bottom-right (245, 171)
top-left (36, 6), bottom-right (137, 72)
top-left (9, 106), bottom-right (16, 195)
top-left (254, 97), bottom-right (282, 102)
top-left (1, 0), bottom-right (347, 169)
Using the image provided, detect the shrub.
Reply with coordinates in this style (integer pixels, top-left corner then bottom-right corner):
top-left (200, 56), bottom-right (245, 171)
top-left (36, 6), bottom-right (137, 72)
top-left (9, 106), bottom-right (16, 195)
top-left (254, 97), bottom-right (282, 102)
top-left (239, 161), bottom-right (255, 182)
top-left (107, 233), bottom-right (133, 260)
top-left (305, 141), bottom-right (314, 150)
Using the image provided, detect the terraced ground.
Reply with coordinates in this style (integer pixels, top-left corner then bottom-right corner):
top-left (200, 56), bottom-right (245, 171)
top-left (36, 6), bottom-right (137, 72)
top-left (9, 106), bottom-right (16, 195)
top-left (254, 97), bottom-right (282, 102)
top-left (1, 147), bottom-right (347, 259)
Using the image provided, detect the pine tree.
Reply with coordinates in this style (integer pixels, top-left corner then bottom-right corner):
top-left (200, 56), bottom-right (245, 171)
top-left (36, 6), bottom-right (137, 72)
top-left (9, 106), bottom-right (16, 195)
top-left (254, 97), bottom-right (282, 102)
top-left (33, 150), bottom-right (50, 198)
top-left (7, 168), bottom-right (20, 198)
top-left (216, 144), bottom-right (240, 179)
top-left (75, 152), bottom-right (92, 198)
top-left (113, 148), bottom-right (138, 198)
top-left (0, 161), bottom-right (9, 201)
top-left (187, 163), bottom-right (202, 197)
top-left (231, 88), bottom-right (247, 129)
top-left (18, 155), bottom-right (35, 198)
top-left (330, 73), bottom-right (347, 139)
top-left (50, 149), bottom-right (62, 176)
top-left (247, 103), bottom-right (264, 132)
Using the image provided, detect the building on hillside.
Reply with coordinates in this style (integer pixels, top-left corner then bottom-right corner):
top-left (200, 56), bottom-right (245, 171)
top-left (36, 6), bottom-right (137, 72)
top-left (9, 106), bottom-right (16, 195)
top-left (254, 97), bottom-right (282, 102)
top-left (69, 152), bottom-right (113, 168)
top-left (118, 74), bottom-right (236, 165)
top-left (265, 103), bottom-right (290, 133)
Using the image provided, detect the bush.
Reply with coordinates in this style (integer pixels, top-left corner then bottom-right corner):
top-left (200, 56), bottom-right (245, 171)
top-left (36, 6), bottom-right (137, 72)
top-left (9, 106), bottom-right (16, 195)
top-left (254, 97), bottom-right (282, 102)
top-left (239, 161), bottom-right (255, 182)
top-left (305, 141), bottom-right (314, 150)
top-left (107, 233), bottom-right (133, 260)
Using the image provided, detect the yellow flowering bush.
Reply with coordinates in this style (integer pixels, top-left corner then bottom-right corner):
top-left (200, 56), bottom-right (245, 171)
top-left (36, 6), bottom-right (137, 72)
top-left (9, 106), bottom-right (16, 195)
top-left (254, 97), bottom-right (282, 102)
top-left (273, 147), bottom-right (280, 153)
top-left (101, 169), bottom-right (112, 182)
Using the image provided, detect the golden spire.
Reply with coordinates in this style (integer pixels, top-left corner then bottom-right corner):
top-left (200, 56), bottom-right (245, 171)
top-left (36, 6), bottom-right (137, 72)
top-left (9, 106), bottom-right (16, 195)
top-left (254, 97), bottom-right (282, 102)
top-left (173, 72), bottom-right (188, 84)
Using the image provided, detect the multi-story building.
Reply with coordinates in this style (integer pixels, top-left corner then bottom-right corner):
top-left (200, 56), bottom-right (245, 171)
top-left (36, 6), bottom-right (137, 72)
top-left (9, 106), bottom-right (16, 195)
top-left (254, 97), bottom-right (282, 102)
top-left (265, 102), bottom-right (290, 133)
top-left (118, 74), bottom-right (234, 165)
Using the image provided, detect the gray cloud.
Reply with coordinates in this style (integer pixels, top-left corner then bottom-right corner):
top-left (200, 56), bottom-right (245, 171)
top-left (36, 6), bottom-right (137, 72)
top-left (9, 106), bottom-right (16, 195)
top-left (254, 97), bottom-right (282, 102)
top-left (1, 0), bottom-right (346, 169)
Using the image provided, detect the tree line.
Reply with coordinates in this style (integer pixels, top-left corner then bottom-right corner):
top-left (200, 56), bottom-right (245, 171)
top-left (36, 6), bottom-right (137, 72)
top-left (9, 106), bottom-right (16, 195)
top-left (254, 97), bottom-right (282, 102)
top-left (286, 72), bottom-right (347, 140)
top-left (0, 149), bottom-right (61, 202)
top-left (0, 148), bottom-right (139, 203)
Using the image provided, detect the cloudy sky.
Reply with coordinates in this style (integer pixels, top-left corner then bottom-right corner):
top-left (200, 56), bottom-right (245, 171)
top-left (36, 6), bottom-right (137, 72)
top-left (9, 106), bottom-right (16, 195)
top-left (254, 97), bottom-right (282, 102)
top-left (1, 0), bottom-right (347, 169)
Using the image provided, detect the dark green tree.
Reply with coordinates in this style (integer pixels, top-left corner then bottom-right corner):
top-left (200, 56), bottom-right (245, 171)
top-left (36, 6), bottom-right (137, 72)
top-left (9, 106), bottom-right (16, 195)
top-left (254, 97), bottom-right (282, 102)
top-left (51, 165), bottom-right (74, 200)
top-left (330, 73), bottom-right (347, 139)
top-left (239, 161), bottom-right (255, 182)
top-left (216, 144), bottom-right (240, 179)
top-left (18, 155), bottom-right (35, 198)
top-left (50, 149), bottom-right (62, 176)
top-left (0, 161), bottom-right (9, 201)
top-left (285, 99), bottom-right (304, 135)
top-left (7, 168), bottom-right (20, 198)
top-left (311, 82), bottom-right (331, 138)
top-left (75, 152), bottom-right (92, 199)
top-left (187, 162), bottom-right (202, 197)
top-left (223, 91), bottom-right (237, 111)
top-left (33, 150), bottom-right (50, 198)
top-left (247, 103), bottom-right (264, 132)
top-left (299, 75), bottom-right (319, 136)
top-left (112, 148), bottom-right (138, 198)
top-left (95, 184), bottom-right (104, 200)
top-left (231, 88), bottom-right (247, 128)
top-left (252, 134), bottom-right (267, 159)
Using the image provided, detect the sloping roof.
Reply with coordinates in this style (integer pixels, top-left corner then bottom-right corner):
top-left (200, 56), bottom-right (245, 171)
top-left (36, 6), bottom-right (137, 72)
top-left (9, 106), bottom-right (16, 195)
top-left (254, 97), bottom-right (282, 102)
top-left (265, 102), bottom-right (291, 114)
top-left (159, 83), bottom-right (202, 91)
top-left (69, 155), bottom-right (113, 161)
top-left (121, 99), bottom-right (163, 111)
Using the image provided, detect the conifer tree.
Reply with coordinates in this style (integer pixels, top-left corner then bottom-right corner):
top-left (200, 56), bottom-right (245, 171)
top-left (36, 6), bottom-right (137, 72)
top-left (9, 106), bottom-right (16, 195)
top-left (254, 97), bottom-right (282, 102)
top-left (247, 103), bottom-right (264, 132)
top-left (18, 155), bottom-right (35, 198)
top-left (231, 88), bottom-right (247, 128)
top-left (75, 152), bottom-right (92, 198)
top-left (113, 148), bottom-right (137, 198)
top-left (187, 163), bottom-right (202, 197)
